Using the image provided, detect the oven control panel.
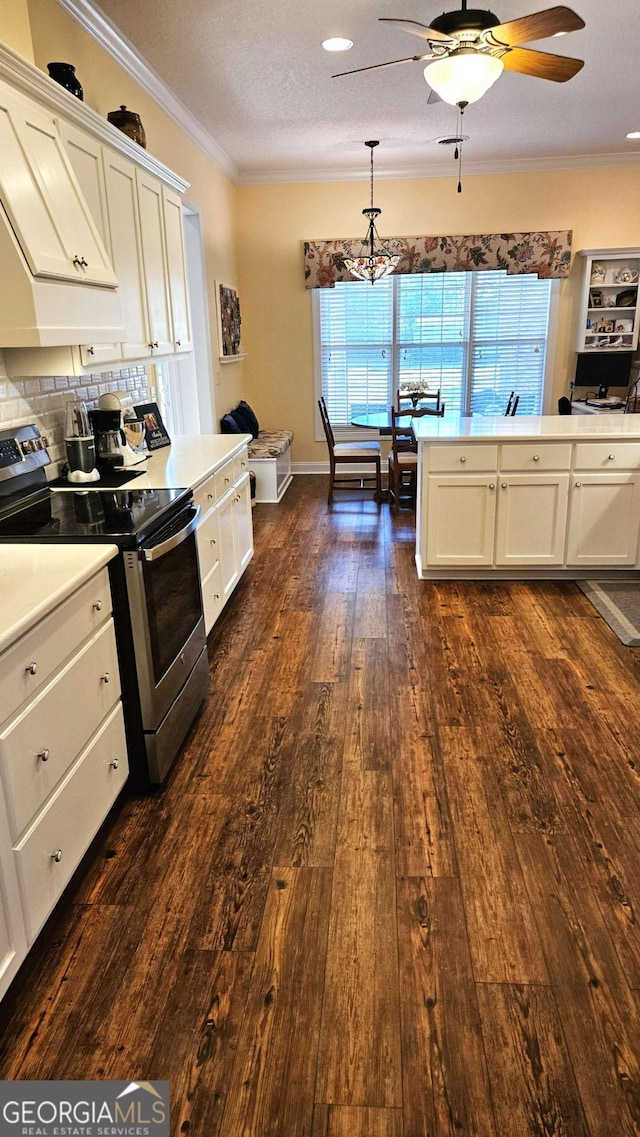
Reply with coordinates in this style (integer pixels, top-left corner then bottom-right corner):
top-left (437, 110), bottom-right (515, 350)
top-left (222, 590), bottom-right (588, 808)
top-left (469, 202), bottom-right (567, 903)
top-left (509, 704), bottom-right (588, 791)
top-left (0, 424), bottom-right (50, 481)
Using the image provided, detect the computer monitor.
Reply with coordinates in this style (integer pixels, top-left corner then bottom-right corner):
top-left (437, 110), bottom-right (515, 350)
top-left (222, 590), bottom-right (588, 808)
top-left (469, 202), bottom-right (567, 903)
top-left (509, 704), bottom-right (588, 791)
top-left (574, 351), bottom-right (634, 399)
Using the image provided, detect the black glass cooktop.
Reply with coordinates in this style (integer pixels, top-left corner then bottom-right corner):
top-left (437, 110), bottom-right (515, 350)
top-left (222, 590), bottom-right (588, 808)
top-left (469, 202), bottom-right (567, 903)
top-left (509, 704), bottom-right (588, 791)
top-left (0, 486), bottom-right (192, 547)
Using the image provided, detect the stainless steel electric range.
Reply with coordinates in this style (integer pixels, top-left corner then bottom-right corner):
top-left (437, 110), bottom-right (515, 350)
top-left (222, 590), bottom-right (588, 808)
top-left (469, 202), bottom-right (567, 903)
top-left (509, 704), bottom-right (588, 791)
top-left (0, 424), bottom-right (208, 788)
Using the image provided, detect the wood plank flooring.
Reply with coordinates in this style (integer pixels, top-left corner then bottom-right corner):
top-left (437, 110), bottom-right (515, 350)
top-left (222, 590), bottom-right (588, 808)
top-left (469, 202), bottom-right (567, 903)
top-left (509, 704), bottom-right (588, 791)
top-left (2, 475), bottom-right (640, 1136)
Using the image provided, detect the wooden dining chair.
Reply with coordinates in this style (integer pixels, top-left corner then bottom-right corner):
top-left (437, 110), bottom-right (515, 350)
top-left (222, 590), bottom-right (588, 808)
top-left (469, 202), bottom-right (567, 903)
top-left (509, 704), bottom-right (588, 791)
top-left (318, 397), bottom-right (382, 504)
top-left (397, 388), bottom-right (442, 412)
top-left (388, 404), bottom-right (444, 512)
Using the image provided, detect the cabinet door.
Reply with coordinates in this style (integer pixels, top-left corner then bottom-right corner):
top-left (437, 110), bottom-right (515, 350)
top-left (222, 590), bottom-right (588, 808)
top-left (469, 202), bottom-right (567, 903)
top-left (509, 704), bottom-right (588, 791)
top-left (136, 169), bottom-right (173, 356)
top-left (426, 475), bottom-right (497, 566)
top-left (234, 472), bottom-right (254, 574)
top-left (59, 122), bottom-right (122, 365)
top-left (0, 780), bottom-right (27, 1000)
top-left (495, 475), bottom-right (569, 565)
top-left (0, 82), bottom-right (117, 288)
top-left (216, 490), bottom-right (239, 603)
top-left (162, 187), bottom-right (192, 353)
top-left (566, 474), bottom-right (640, 565)
top-left (102, 149), bottom-right (150, 360)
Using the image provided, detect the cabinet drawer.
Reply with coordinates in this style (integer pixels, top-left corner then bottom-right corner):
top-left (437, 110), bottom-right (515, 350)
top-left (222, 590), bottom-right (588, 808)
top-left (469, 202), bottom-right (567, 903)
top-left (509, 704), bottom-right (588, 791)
top-left (500, 442), bottom-right (572, 471)
top-left (0, 621), bottom-right (121, 840)
top-left (428, 444), bottom-right (498, 472)
top-left (234, 449), bottom-right (249, 482)
top-left (193, 472), bottom-right (216, 517)
top-left (202, 561), bottom-right (223, 635)
top-left (574, 442), bottom-right (640, 470)
top-left (0, 568), bottom-right (112, 724)
top-left (15, 703), bottom-right (128, 944)
top-left (214, 458), bottom-right (235, 499)
top-left (196, 506), bottom-right (220, 580)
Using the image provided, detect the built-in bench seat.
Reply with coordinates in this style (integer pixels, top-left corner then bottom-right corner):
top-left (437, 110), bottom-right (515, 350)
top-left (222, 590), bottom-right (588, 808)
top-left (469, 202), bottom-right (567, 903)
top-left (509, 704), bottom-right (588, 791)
top-left (247, 429), bottom-right (293, 503)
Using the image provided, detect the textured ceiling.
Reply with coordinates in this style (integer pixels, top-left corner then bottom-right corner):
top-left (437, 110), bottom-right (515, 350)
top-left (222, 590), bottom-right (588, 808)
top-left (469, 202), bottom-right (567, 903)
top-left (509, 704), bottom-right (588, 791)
top-left (84, 0), bottom-right (640, 182)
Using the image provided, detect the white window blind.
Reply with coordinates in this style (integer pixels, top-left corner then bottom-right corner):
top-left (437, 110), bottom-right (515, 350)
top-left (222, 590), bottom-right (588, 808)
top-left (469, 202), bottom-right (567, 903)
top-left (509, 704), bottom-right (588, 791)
top-left (317, 270), bottom-right (552, 425)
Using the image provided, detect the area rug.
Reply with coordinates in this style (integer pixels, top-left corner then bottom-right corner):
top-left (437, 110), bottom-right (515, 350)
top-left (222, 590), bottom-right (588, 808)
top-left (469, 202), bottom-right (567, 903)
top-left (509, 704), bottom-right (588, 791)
top-left (577, 581), bottom-right (640, 646)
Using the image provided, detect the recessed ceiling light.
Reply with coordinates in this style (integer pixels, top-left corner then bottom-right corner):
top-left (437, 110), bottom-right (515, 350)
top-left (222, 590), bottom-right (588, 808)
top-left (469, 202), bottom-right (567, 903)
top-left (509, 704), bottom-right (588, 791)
top-left (322, 37), bottom-right (354, 52)
top-left (626, 130), bottom-right (640, 139)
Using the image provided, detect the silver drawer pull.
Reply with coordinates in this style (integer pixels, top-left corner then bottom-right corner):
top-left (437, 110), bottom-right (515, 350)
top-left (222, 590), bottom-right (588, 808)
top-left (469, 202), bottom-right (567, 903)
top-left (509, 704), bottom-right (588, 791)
top-left (52, 850), bottom-right (63, 863)
top-left (73, 255), bottom-right (88, 268)
top-left (575, 481), bottom-right (582, 488)
top-left (460, 455), bottom-right (467, 463)
top-left (489, 483), bottom-right (496, 490)
top-left (176, 339), bottom-right (181, 347)
top-left (608, 454), bottom-right (615, 460)
top-left (533, 454), bottom-right (540, 462)
top-left (93, 600), bottom-right (102, 611)
top-left (110, 758), bottom-right (119, 770)
top-left (87, 346), bottom-right (95, 355)
top-left (207, 492), bottom-right (214, 500)
top-left (224, 476), bottom-right (230, 483)
top-left (501, 482), bottom-right (508, 489)
top-left (101, 672), bottom-right (110, 684)
top-left (26, 662), bottom-right (37, 676)
top-left (38, 748), bottom-right (50, 762)
top-left (210, 538), bottom-right (216, 545)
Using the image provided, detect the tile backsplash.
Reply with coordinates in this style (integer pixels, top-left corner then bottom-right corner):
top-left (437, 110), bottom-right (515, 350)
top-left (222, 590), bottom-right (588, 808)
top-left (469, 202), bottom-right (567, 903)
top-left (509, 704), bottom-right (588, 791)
top-left (0, 353), bottom-right (149, 474)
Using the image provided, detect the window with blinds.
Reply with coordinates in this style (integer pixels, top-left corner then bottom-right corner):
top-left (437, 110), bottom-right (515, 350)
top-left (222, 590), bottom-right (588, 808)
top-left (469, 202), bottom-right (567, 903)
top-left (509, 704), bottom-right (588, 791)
top-left (317, 270), bottom-right (552, 425)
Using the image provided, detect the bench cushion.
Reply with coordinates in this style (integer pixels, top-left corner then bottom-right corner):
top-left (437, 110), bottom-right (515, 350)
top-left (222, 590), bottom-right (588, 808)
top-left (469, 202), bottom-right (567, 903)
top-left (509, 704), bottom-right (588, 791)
top-left (248, 429), bottom-right (293, 459)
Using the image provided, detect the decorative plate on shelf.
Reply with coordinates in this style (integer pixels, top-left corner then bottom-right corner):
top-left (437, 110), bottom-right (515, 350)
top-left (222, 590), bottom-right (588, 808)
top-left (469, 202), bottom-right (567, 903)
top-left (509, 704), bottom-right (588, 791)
top-left (616, 288), bottom-right (636, 307)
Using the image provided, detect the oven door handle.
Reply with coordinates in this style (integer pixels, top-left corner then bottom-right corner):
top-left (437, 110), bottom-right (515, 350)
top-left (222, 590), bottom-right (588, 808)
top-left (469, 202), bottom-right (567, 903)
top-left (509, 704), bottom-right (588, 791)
top-left (143, 504), bottom-right (201, 561)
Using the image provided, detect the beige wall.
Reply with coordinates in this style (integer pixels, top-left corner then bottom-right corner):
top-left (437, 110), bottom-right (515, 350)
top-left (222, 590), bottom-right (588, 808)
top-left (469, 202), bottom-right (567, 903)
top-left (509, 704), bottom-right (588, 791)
top-left (2, 0), bottom-right (34, 61)
top-left (238, 166), bottom-right (640, 462)
top-left (25, 0), bottom-right (244, 419)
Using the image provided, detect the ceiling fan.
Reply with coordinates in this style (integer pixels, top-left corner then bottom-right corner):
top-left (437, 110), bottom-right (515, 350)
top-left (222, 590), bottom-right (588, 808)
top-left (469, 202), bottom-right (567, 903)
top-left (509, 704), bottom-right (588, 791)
top-left (333, 3), bottom-right (585, 107)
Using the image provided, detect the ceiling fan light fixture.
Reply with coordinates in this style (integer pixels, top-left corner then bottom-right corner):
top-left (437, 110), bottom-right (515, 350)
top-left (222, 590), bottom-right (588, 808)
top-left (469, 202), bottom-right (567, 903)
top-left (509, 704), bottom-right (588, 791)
top-left (322, 37), bottom-right (354, 52)
top-left (344, 141), bottom-right (401, 285)
top-left (424, 49), bottom-right (504, 106)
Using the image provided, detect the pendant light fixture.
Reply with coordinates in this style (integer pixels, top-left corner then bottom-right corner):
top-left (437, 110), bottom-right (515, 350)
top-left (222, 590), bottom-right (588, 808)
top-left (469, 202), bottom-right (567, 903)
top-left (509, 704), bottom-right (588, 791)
top-left (344, 141), bottom-right (401, 284)
top-left (424, 48), bottom-right (503, 107)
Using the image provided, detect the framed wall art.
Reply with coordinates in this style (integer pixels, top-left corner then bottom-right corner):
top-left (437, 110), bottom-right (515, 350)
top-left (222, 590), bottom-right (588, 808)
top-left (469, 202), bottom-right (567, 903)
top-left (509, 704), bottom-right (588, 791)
top-left (216, 282), bottom-right (243, 360)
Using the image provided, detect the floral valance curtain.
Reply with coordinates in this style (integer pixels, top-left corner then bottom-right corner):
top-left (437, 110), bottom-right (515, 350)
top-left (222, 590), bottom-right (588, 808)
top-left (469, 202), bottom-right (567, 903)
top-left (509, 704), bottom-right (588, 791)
top-left (303, 230), bottom-right (572, 288)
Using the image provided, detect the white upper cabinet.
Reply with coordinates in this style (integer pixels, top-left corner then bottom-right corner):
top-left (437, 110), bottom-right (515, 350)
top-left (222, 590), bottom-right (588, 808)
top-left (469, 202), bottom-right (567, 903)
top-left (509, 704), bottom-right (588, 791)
top-left (103, 149), bottom-right (150, 361)
top-left (0, 81), bottom-right (117, 288)
top-left (136, 168), bottom-right (173, 356)
top-left (163, 187), bottom-right (193, 353)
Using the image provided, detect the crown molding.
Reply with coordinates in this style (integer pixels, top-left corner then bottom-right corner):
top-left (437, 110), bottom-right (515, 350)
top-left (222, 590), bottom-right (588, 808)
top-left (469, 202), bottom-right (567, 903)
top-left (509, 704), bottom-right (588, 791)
top-left (56, 0), bottom-right (239, 182)
top-left (237, 150), bottom-right (640, 185)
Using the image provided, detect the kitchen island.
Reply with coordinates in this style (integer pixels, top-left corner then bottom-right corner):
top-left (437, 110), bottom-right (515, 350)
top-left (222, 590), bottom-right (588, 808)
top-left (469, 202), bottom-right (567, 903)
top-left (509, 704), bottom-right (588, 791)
top-left (412, 414), bottom-right (640, 578)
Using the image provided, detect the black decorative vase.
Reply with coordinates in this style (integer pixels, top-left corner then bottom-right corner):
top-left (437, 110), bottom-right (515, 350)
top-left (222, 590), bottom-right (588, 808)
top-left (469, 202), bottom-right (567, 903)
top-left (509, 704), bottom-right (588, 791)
top-left (47, 62), bottom-right (83, 100)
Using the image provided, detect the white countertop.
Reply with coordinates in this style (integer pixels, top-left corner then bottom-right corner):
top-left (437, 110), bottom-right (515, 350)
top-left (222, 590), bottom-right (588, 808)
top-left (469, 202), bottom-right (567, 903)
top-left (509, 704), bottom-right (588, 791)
top-left (0, 544), bottom-right (118, 654)
top-left (123, 433), bottom-right (251, 490)
top-left (413, 413), bottom-right (640, 443)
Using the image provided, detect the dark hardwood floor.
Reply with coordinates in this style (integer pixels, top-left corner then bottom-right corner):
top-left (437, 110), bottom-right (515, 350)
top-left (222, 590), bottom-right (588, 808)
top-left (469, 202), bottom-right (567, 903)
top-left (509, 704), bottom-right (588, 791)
top-left (2, 475), bottom-right (640, 1136)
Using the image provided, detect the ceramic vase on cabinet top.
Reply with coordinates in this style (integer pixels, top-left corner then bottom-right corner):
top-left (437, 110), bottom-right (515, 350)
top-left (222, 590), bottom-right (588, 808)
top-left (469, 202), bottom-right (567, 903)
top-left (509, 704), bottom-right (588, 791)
top-left (107, 105), bottom-right (147, 148)
top-left (47, 62), bottom-right (83, 100)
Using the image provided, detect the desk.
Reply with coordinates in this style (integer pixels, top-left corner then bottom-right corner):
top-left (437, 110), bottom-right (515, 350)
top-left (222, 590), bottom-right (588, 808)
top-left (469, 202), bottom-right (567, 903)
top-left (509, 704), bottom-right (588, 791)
top-left (571, 400), bottom-right (625, 415)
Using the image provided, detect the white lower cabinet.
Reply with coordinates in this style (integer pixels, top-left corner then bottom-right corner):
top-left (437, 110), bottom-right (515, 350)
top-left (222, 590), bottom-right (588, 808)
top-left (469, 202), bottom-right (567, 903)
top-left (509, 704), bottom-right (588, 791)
top-left (495, 475), bottom-right (569, 565)
top-left (566, 473), bottom-right (640, 565)
top-left (194, 447), bottom-right (254, 635)
top-left (16, 704), bottom-right (127, 944)
top-left (0, 565), bottom-right (129, 996)
top-left (426, 475), bottom-right (497, 566)
top-left (421, 439), bottom-right (640, 574)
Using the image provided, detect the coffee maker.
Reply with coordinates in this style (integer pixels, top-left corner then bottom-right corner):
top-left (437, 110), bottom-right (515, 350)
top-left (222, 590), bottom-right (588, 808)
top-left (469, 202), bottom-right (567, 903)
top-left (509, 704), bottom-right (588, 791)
top-left (90, 394), bottom-right (146, 472)
top-left (64, 399), bottom-right (100, 482)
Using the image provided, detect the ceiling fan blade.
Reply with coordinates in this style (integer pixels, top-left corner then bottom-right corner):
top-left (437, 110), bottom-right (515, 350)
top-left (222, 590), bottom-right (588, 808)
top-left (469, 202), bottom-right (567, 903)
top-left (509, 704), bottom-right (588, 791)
top-left (332, 53), bottom-right (432, 78)
top-left (484, 6), bottom-right (585, 49)
top-left (501, 45), bottom-right (584, 81)
top-left (379, 18), bottom-right (454, 43)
